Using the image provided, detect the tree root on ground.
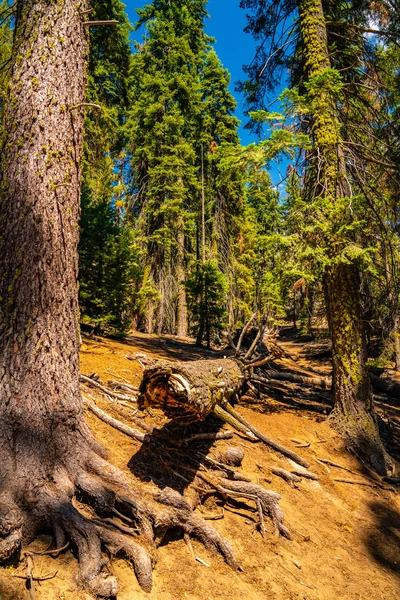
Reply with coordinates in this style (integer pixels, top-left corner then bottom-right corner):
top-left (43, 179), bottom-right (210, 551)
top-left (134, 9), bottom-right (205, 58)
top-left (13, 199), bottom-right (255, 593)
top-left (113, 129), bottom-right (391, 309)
top-left (0, 425), bottom-right (239, 598)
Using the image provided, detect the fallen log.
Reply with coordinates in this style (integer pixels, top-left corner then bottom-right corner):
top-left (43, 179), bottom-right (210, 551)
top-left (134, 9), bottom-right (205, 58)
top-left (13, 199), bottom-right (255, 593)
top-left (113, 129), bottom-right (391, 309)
top-left (137, 355), bottom-right (309, 467)
top-left (263, 370), bottom-right (331, 389)
top-left (138, 356), bottom-right (243, 424)
top-left (370, 372), bottom-right (400, 400)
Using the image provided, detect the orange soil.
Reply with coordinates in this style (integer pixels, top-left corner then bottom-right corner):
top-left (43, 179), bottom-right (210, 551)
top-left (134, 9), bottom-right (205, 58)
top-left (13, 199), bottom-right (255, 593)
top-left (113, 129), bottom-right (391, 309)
top-left (0, 333), bottom-right (399, 600)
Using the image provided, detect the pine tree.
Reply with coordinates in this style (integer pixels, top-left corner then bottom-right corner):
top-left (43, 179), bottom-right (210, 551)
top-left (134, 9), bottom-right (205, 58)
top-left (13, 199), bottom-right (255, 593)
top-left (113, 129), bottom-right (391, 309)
top-left (79, 0), bottom-right (135, 332)
top-left (128, 0), bottom-right (207, 335)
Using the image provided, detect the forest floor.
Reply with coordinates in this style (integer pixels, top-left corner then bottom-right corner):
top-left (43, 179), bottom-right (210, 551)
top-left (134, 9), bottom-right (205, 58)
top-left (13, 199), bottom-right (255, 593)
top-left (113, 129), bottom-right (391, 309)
top-left (0, 330), bottom-right (399, 600)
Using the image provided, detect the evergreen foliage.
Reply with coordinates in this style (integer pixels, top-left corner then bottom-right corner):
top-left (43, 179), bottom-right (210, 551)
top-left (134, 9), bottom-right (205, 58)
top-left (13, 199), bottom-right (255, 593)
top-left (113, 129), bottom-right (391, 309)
top-left (185, 259), bottom-right (228, 348)
top-left (78, 0), bottom-right (135, 332)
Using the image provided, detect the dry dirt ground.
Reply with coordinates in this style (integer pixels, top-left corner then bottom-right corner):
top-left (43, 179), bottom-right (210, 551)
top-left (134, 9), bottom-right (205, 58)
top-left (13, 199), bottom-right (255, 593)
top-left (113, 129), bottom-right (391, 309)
top-left (0, 331), bottom-right (399, 600)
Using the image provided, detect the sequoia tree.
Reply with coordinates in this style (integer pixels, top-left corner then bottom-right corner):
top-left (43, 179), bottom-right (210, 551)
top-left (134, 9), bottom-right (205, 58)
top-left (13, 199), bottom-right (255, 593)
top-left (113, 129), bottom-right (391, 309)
top-left (0, 1), bottom-right (236, 595)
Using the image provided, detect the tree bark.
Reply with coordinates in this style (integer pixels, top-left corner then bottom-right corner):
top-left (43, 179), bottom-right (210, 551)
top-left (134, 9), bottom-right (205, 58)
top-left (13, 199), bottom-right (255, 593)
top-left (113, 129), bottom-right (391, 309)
top-left (176, 222), bottom-right (188, 337)
top-left (298, 0), bottom-right (392, 474)
top-left (0, 0), bottom-right (105, 583)
top-left (139, 357), bottom-right (242, 424)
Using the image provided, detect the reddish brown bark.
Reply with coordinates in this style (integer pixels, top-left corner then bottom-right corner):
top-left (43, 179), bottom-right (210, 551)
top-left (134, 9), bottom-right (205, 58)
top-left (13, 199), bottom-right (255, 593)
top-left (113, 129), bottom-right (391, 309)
top-left (0, 1), bottom-right (236, 595)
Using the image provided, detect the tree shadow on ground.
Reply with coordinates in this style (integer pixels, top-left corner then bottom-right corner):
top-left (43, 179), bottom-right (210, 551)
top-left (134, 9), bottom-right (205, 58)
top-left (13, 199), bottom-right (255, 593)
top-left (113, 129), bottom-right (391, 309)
top-left (127, 414), bottom-right (229, 493)
top-left (124, 332), bottom-right (231, 363)
top-left (0, 581), bottom-right (25, 600)
top-left (243, 378), bottom-right (333, 419)
top-left (364, 501), bottom-right (400, 577)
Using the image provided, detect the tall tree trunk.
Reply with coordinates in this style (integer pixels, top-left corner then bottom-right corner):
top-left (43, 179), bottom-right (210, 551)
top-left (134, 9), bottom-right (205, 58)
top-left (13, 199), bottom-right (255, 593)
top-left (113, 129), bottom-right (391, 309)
top-left (298, 0), bottom-right (392, 474)
top-left (0, 3), bottom-right (153, 595)
top-left (176, 222), bottom-right (188, 337)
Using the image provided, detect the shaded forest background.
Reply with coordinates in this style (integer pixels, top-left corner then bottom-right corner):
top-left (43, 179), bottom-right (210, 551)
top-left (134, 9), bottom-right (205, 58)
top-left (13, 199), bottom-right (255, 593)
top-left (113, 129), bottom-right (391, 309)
top-left (0, 0), bottom-right (399, 360)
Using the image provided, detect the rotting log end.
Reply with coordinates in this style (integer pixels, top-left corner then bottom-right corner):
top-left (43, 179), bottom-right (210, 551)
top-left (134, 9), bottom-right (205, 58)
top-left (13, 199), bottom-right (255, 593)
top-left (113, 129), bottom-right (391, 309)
top-left (138, 357), bottom-right (243, 424)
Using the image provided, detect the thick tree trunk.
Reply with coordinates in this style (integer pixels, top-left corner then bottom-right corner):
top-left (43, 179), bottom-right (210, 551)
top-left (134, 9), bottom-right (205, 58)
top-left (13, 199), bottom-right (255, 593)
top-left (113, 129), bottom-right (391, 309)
top-left (0, 0), bottom-right (100, 580)
top-left (325, 265), bottom-right (390, 473)
top-left (298, 0), bottom-right (392, 474)
top-left (0, 4), bottom-right (237, 594)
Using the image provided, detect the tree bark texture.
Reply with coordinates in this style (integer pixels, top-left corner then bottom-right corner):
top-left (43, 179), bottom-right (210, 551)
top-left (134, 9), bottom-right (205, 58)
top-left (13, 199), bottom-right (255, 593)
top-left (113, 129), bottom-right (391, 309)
top-left (0, 0), bottom-right (90, 563)
top-left (0, 3), bottom-right (152, 596)
top-left (0, 5), bottom-right (239, 594)
top-left (298, 0), bottom-right (392, 474)
top-left (139, 357), bottom-right (243, 424)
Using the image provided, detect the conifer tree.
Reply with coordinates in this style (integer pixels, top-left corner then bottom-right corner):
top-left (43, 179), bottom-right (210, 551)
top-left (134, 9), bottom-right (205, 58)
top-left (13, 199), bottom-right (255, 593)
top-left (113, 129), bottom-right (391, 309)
top-left (241, 0), bottom-right (396, 473)
top-left (128, 0), bottom-right (207, 335)
top-left (78, 0), bottom-right (136, 332)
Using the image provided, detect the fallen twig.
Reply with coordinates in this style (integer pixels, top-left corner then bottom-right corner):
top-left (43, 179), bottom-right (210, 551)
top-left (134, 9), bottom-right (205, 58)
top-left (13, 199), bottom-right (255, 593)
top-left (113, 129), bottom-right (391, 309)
top-left (182, 431), bottom-right (233, 444)
top-left (271, 467), bottom-right (302, 487)
top-left (316, 457), bottom-right (357, 475)
top-left (333, 478), bottom-right (380, 488)
top-left (31, 541), bottom-right (69, 557)
top-left (108, 380), bottom-right (139, 394)
top-left (235, 313), bottom-right (256, 356)
top-left (83, 397), bottom-right (147, 443)
top-left (291, 469), bottom-right (319, 481)
top-left (219, 402), bottom-right (310, 469)
top-left (81, 374), bottom-right (137, 402)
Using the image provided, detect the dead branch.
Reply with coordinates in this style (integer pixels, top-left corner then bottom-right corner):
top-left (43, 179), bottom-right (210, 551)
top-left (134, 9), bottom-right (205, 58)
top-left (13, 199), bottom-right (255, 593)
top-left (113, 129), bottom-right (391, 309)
top-left (108, 380), bottom-right (139, 394)
top-left (182, 431), bottom-right (233, 444)
top-left (244, 354), bottom-right (274, 369)
top-left (213, 404), bottom-right (258, 441)
top-left (271, 467), bottom-right (302, 487)
top-left (235, 313), bottom-right (257, 356)
top-left (244, 322), bottom-right (266, 360)
top-left (81, 374), bottom-right (137, 402)
top-left (264, 370), bottom-right (331, 389)
top-left (333, 478), bottom-right (394, 491)
top-left (25, 553), bottom-right (35, 600)
top-left (83, 398), bottom-right (147, 443)
top-left (291, 469), bottom-right (319, 481)
top-left (31, 541), bottom-right (69, 557)
top-left (370, 372), bottom-right (400, 400)
top-left (68, 103), bottom-right (102, 111)
top-left (82, 19), bottom-right (119, 26)
top-left (316, 457), bottom-right (357, 475)
top-left (220, 402), bottom-right (310, 469)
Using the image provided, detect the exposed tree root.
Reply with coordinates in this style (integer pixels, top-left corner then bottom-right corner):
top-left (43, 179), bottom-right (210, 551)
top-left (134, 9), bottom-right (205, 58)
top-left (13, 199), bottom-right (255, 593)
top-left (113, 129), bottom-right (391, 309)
top-left (83, 397), bottom-right (148, 443)
top-left (271, 467), bottom-right (302, 487)
top-left (217, 479), bottom-right (291, 539)
top-left (0, 420), bottom-right (243, 598)
top-left (81, 374), bottom-right (137, 403)
top-left (329, 406), bottom-right (394, 476)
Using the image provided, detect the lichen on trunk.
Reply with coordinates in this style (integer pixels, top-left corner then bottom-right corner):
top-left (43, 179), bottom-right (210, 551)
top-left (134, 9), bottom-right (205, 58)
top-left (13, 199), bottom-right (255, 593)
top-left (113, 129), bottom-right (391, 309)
top-left (298, 0), bottom-right (393, 474)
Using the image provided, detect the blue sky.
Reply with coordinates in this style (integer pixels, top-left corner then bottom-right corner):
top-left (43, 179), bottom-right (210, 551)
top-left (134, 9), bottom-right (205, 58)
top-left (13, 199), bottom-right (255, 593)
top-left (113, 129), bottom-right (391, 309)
top-left (124, 0), bottom-right (256, 145)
